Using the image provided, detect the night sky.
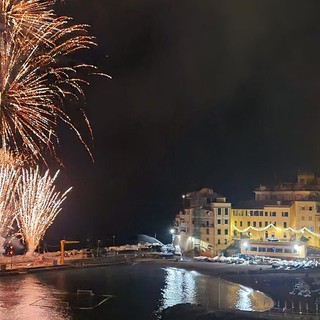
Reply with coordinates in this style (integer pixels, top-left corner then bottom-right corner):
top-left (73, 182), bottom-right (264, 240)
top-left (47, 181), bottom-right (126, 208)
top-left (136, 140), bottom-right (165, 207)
top-left (46, 0), bottom-right (320, 246)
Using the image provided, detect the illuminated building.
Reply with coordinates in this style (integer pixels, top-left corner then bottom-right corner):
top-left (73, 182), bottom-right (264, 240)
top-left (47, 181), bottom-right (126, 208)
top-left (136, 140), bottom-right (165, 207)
top-left (174, 188), bottom-right (232, 256)
top-left (175, 173), bottom-right (320, 258)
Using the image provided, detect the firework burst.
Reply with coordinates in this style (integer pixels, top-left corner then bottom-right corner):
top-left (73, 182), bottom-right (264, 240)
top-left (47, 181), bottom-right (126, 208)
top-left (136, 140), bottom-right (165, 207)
top-left (15, 166), bottom-right (72, 254)
top-left (0, 0), bottom-right (109, 163)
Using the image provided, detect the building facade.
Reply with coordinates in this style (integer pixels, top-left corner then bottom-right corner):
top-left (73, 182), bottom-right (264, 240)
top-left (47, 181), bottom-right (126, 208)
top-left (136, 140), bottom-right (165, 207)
top-left (174, 188), bottom-right (232, 256)
top-left (174, 173), bottom-right (320, 257)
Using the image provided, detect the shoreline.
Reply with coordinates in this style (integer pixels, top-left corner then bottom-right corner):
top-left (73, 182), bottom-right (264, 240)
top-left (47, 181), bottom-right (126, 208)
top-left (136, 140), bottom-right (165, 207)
top-left (138, 258), bottom-right (318, 309)
top-left (0, 255), bottom-right (318, 314)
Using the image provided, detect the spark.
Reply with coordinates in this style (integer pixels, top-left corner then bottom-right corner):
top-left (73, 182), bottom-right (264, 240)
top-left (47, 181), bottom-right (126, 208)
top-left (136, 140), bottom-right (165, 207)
top-left (0, 0), bottom-right (107, 163)
top-left (0, 160), bottom-right (19, 238)
top-left (15, 166), bottom-right (72, 255)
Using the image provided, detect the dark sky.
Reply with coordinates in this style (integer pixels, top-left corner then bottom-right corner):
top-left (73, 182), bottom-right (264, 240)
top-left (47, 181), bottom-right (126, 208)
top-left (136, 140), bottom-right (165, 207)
top-left (46, 0), bottom-right (320, 246)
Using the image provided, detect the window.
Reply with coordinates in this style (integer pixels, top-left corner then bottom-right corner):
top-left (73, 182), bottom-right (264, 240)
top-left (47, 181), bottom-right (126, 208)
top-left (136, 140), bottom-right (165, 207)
top-left (254, 211), bottom-right (259, 216)
top-left (309, 206), bottom-right (313, 211)
top-left (224, 229), bottom-right (228, 235)
top-left (284, 233), bottom-right (287, 238)
top-left (218, 208), bottom-right (222, 215)
top-left (217, 229), bottom-right (221, 235)
top-left (224, 239), bottom-right (227, 244)
top-left (253, 222), bottom-right (256, 227)
top-left (275, 248), bottom-right (283, 253)
top-left (206, 229), bottom-right (210, 235)
top-left (247, 221), bottom-right (250, 227)
top-left (301, 206), bottom-right (305, 211)
top-left (271, 212), bottom-right (276, 217)
top-left (259, 222), bottom-right (262, 227)
top-left (308, 216), bottom-right (312, 221)
top-left (225, 208), bottom-right (229, 215)
top-left (207, 238), bottom-right (209, 242)
top-left (240, 221), bottom-right (243, 227)
top-left (206, 221), bottom-right (209, 227)
top-left (284, 248), bottom-right (292, 253)
top-left (265, 221), bottom-right (268, 227)
top-left (258, 247), bottom-right (266, 252)
top-left (282, 212), bottom-right (288, 217)
top-left (224, 219), bottom-right (228, 224)
top-left (234, 221), bottom-right (237, 226)
top-left (265, 211), bottom-right (268, 216)
top-left (284, 222), bottom-right (287, 228)
top-left (260, 211), bottom-right (263, 216)
top-left (251, 247), bottom-right (258, 251)
top-left (250, 210), bottom-right (253, 216)
top-left (217, 219), bottom-right (221, 224)
top-left (217, 239), bottom-right (220, 245)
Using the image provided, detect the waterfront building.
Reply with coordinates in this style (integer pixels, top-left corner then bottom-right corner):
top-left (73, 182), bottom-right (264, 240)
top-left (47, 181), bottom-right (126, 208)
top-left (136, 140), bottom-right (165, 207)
top-left (174, 173), bottom-right (320, 258)
top-left (174, 188), bottom-right (232, 256)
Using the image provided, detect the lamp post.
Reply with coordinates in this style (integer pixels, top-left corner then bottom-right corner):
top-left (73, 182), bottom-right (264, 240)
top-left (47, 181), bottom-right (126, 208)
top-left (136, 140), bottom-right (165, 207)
top-left (97, 240), bottom-right (101, 257)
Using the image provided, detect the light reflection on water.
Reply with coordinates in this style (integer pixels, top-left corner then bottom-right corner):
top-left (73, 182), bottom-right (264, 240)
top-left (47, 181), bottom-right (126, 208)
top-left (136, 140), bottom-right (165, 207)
top-left (159, 267), bottom-right (199, 310)
top-left (0, 265), bottom-right (273, 319)
top-left (0, 276), bottom-right (71, 320)
top-left (158, 267), bottom-right (273, 313)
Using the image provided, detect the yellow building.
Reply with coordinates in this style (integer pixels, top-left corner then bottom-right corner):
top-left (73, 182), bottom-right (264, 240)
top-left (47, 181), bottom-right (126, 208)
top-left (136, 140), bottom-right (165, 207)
top-left (232, 172), bottom-right (320, 250)
top-left (175, 174), bottom-right (320, 258)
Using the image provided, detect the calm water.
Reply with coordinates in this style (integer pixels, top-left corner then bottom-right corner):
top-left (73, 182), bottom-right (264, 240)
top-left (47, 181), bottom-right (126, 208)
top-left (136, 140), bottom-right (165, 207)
top-left (0, 263), bottom-right (273, 320)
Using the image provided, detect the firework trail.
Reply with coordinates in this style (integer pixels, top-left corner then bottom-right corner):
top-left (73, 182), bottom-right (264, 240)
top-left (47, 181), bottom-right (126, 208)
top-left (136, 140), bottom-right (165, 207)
top-left (0, 149), bottom-right (20, 239)
top-left (0, 0), bottom-right (109, 163)
top-left (15, 166), bottom-right (72, 254)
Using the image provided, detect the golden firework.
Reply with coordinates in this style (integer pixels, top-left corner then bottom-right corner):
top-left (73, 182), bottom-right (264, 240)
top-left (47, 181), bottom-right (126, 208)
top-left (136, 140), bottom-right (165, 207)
top-left (0, 0), bottom-right (108, 163)
top-left (15, 166), bottom-right (72, 254)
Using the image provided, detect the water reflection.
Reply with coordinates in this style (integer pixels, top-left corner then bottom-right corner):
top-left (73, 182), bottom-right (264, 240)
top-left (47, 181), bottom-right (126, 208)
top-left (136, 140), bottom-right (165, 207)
top-left (159, 267), bottom-right (199, 310)
top-left (157, 267), bottom-right (273, 313)
top-left (0, 275), bottom-right (71, 320)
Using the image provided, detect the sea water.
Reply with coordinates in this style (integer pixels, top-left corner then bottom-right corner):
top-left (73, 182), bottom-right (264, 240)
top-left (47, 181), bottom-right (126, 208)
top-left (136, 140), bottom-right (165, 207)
top-left (0, 263), bottom-right (273, 320)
